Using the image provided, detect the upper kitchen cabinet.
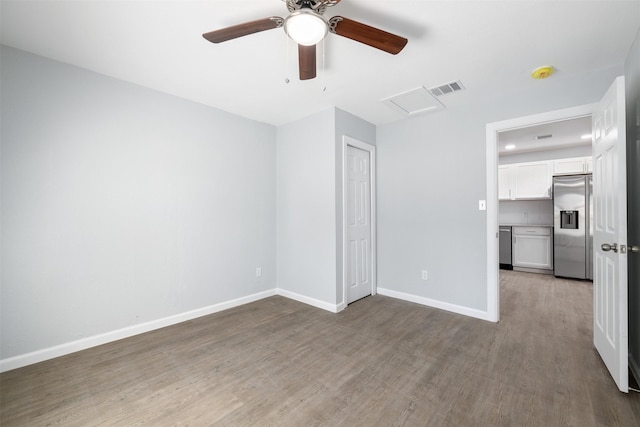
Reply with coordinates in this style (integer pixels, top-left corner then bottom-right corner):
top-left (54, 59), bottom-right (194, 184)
top-left (498, 166), bottom-right (514, 200)
top-left (499, 161), bottom-right (552, 200)
top-left (553, 156), bottom-right (593, 175)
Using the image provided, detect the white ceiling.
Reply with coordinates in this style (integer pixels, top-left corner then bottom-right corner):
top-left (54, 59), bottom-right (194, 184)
top-left (498, 115), bottom-right (593, 155)
top-left (1, 1), bottom-right (639, 126)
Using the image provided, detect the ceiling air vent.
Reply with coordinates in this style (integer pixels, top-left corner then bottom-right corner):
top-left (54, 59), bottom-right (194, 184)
top-left (428, 80), bottom-right (465, 97)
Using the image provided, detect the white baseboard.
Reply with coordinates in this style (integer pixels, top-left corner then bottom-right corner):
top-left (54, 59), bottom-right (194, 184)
top-left (275, 288), bottom-right (339, 313)
top-left (1, 287), bottom-right (488, 372)
top-left (377, 288), bottom-right (491, 321)
top-left (0, 289), bottom-right (276, 373)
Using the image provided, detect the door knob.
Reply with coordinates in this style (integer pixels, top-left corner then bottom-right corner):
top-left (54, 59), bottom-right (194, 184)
top-left (601, 243), bottom-right (618, 253)
top-left (630, 245), bottom-right (640, 253)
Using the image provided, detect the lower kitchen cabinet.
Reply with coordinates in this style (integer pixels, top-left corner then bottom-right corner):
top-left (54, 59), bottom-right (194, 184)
top-left (512, 226), bottom-right (553, 271)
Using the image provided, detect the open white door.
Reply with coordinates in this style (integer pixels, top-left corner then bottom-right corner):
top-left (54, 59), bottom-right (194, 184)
top-left (592, 76), bottom-right (628, 392)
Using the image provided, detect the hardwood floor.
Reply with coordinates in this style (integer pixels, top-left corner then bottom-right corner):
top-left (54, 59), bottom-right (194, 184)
top-left (2, 271), bottom-right (640, 425)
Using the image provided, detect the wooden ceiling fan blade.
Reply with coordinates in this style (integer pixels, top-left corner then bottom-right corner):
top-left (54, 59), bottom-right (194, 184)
top-left (298, 44), bottom-right (317, 80)
top-left (329, 16), bottom-right (407, 54)
top-left (203, 17), bottom-right (283, 43)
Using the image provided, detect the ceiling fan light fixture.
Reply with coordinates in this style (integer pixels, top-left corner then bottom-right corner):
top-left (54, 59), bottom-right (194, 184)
top-left (284, 9), bottom-right (328, 46)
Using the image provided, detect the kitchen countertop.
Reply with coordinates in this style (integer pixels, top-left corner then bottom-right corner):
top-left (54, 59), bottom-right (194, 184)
top-left (500, 224), bottom-right (553, 228)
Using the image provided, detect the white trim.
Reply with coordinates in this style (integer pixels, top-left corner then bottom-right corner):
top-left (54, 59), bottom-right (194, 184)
top-left (0, 289), bottom-right (276, 373)
top-left (485, 103), bottom-right (597, 323)
top-left (341, 136), bottom-right (377, 308)
top-left (377, 287), bottom-right (492, 321)
top-left (275, 288), bottom-right (340, 313)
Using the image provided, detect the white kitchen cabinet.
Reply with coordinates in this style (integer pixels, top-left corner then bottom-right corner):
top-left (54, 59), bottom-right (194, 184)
top-left (499, 161), bottom-right (552, 200)
top-left (512, 226), bottom-right (553, 270)
top-left (553, 156), bottom-right (593, 175)
top-left (513, 161), bottom-right (552, 199)
top-left (498, 166), bottom-right (514, 200)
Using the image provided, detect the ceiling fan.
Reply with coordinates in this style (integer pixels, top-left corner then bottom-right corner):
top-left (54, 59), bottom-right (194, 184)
top-left (202, 0), bottom-right (408, 81)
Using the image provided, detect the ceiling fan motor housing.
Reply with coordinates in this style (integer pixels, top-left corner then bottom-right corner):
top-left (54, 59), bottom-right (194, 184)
top-left (287, 0), bottom-right (336, 15)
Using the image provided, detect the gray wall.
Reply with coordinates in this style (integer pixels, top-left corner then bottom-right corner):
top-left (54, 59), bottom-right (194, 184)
top-left (499, 200), bottom-right (553, 226)
top-left (624, 28), bottom-right (640, 380)
top-left (376, 65), bottom-right (622, 313)
top-left (276, 108), bottom-right (337, 305)
top-left (0, 46), bottom-right (277, 360)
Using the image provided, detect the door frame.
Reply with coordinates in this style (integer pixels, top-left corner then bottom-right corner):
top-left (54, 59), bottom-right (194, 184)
top-left (341, 136), bottom-right (377, 308)
top-left (485, 103), bottom-right (597, 322)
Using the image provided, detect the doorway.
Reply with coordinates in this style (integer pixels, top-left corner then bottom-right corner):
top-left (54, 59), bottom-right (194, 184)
top-left (497, 116), bottom-right (592, 274)
top-left (485, 103), bottom-right (597, 321)
top-left (342, 136), bottom-right (376, 306)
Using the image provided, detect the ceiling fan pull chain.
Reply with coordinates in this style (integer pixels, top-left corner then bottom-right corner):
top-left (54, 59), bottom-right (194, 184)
top-left (284, 36), bottom-right (291, 84)
top-left (321, 38), bottom-right (327, 92)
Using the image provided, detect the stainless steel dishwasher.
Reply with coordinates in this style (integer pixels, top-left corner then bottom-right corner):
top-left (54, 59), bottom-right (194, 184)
top-left (499, 226), bottom-right (513, 270)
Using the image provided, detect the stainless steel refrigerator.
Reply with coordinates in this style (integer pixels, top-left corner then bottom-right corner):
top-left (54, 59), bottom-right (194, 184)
top-left (553, 174), bottom-right (593, 280)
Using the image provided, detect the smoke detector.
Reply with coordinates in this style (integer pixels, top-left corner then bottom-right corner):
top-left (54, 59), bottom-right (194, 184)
top-left (531, 66), bottom-right (554, 79)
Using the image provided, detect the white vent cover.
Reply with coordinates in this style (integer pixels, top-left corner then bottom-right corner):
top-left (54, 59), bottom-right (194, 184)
top-left (428, 80), bottom-right (465, 97)
top-left (381, 86), bottom-right (444, 116)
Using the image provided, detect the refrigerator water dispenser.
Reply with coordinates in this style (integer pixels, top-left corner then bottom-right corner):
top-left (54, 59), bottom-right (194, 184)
top-left (560, 210), bottom-right (579, 229)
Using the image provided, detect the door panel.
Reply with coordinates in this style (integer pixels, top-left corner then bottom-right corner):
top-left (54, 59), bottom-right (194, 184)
top-left (346, 146), bottom-right (372, 303)
top-left (592, 76), bottom-right (628, 392)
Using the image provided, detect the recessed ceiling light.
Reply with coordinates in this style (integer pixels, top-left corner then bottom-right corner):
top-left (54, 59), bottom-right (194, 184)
top-left (581, 134), bottom-right (593, 140)
top-left (505, 144), bottom-right (516, 150)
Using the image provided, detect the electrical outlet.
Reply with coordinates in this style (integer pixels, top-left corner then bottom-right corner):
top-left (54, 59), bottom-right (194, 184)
top-left (421, 270), bottom-right (429, 280)
top-left (256, 267), bottom-right (262, 277)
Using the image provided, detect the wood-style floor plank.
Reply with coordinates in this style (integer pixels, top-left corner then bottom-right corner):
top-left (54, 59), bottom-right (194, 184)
top-left (2, 271), bottom-right (640, 425)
